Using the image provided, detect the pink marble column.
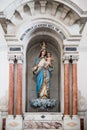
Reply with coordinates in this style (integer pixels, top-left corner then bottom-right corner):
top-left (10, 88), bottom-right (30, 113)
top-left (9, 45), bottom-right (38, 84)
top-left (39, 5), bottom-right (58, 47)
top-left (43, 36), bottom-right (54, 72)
top-left (72, 59), bottom-right (78, 115)
top-left (64, 59), bottom-right (70, 115)
top-left (8, 59), bottom-right (14, 115)
top-left (16, 58), bottom-right (22, 115)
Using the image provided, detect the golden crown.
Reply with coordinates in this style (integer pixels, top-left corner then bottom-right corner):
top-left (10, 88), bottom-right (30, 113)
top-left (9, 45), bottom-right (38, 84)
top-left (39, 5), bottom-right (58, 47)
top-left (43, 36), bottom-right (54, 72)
top-left (40, 41), bottom-right (47, 51)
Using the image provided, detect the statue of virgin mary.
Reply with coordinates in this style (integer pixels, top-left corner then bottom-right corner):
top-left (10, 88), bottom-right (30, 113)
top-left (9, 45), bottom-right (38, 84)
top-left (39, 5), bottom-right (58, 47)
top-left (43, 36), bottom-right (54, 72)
top-left (32, 42), bottom-right (54, 99)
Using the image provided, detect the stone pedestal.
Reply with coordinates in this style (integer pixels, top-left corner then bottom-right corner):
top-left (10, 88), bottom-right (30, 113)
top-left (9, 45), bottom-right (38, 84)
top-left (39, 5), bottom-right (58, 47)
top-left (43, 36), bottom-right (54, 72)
top-left (24, 113), bottom-right (63, 129)
top-left (0, 112), bottom-right (2, 130)
top-left (6, 115), bottom-right (22, 130)
top-left (64, 115), bottom-right (80, 130)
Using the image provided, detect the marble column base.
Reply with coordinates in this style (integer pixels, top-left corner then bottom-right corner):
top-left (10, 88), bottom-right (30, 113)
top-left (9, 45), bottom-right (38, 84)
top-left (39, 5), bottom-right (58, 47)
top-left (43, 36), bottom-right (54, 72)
top-left (0, 112), bottom-right (2, 130)
top-left (64, 115), bottom-right (80, 130)
top-left (6, 115), bottom-right (23, 130)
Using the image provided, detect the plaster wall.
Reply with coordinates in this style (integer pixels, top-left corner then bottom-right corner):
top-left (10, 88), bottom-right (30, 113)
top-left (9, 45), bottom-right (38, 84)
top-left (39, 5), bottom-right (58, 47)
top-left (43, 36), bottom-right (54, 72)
top-left (0, 25), bottom-right (9, 111)
top-left (78, 51), bottom-right (87, 99)
top-left (78, 23), bottom-right (87, 101)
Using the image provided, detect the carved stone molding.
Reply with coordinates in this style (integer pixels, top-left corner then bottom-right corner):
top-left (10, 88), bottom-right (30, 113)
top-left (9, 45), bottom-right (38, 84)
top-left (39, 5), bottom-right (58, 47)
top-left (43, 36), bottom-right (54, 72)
top-left (0, 91), bottom-right (8, 112)
top-left (7, 36), bottom-right (23, 63)
top-left (40, 1), bottom-right (47, 14)
top-left (0, 0), bottom-right (86, 35)
top-left (78, 91), bottom-right (87, 112)
top-left (51, 2), bottom-right (59, 16)
top-left (27, 1), bottom-right (35, 15)
top-left (63, 54), bottom-right (79, 63)
top-left (3, 0), bottom-right (87, 19)
top-left (8, 54), bottom-right (23, 63)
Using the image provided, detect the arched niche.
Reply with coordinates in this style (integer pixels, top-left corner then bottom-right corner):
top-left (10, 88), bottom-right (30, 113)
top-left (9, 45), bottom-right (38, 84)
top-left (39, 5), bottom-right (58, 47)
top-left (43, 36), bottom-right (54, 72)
top-left (25, 28), bottom-right (63, 112)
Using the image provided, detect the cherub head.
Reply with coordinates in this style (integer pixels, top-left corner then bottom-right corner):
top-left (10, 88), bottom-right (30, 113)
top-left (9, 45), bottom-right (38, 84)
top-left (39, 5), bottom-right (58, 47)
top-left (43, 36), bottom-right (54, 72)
top-left (47, 52), bottom-right (52, 58)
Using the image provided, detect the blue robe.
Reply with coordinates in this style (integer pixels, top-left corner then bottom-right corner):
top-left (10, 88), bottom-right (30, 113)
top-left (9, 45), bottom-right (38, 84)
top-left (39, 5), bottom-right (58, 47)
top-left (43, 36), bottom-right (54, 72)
top-left (33, 57), bottom-right (52, 97)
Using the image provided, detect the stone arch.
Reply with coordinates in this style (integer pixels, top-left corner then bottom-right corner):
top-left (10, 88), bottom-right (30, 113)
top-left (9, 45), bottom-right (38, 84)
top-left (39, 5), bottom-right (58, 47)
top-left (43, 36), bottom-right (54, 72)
top-left (3, 0), bottom-right (87, 36)
top-left (9, 10), bottom-right (70, 113)
top-left (17, 19), bottom-right (68, 45)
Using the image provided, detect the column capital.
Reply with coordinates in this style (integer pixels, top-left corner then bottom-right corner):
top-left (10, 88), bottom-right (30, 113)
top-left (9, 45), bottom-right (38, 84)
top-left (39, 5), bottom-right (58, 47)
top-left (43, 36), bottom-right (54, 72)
top-left (8, 55), bottom-right (15, 63)
top-left (72, 55), bottom-right (79, 64)
top-left (16, 55), bottom-right (23, 64)
top-left (63, 55), bottom-right (70, 64)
